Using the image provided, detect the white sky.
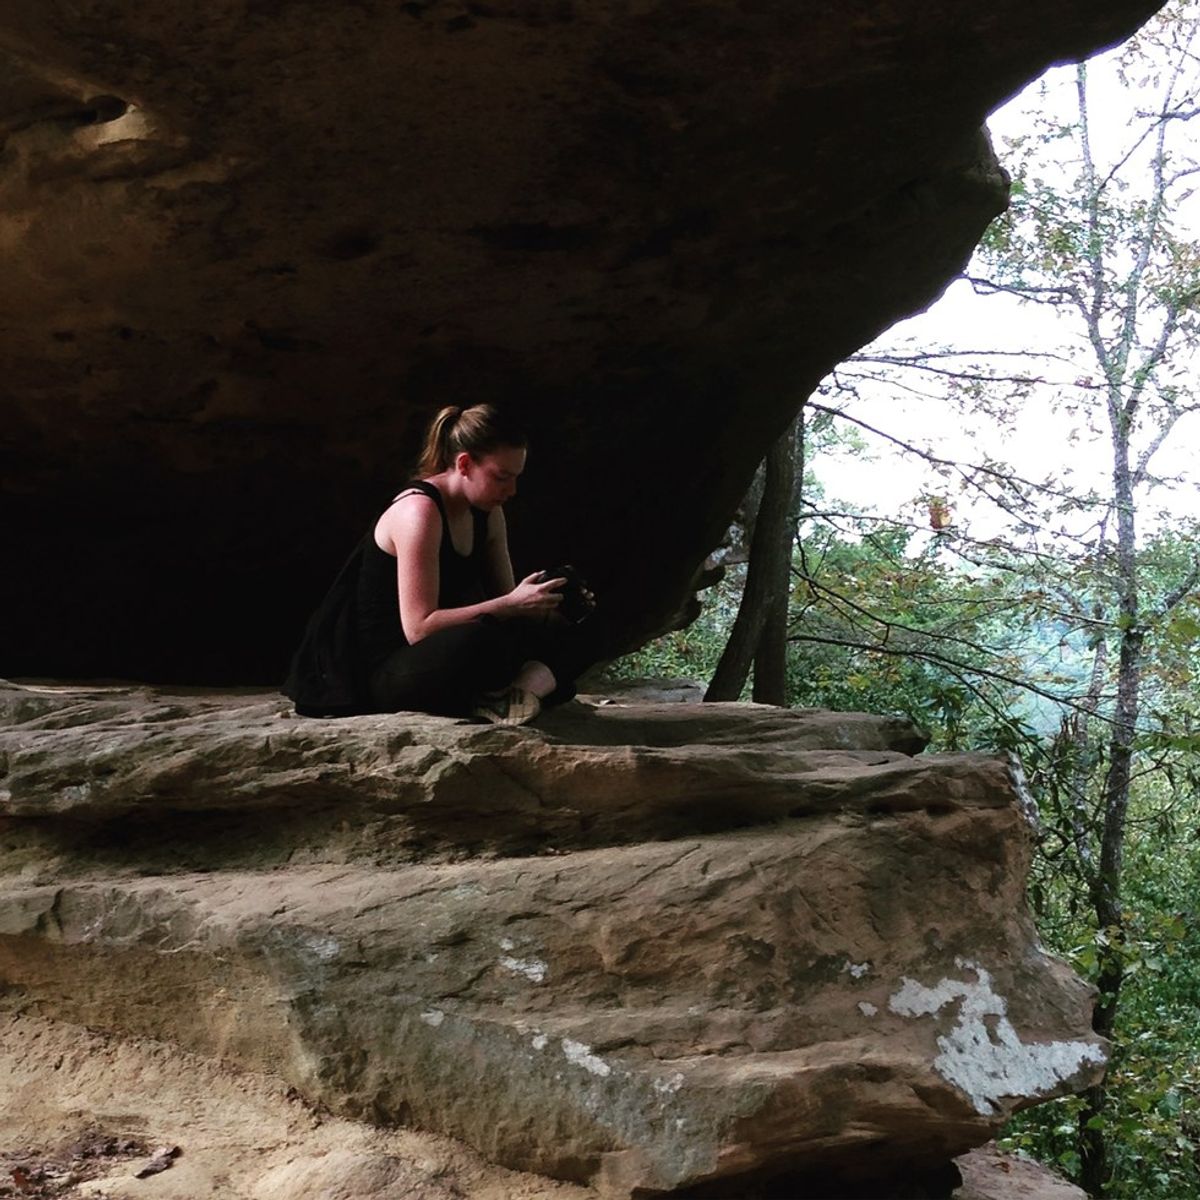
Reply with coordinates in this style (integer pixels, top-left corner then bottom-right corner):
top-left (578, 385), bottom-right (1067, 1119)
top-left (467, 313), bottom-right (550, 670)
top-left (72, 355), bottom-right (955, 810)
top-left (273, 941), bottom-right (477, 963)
top-left (818, 35), bottom-right (1200, 549)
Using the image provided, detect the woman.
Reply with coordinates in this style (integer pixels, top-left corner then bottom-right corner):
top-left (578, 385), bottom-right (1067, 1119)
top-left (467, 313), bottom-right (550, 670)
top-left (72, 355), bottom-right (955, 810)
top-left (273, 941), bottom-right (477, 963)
top-left (284, 404), bottom-right (582, 724)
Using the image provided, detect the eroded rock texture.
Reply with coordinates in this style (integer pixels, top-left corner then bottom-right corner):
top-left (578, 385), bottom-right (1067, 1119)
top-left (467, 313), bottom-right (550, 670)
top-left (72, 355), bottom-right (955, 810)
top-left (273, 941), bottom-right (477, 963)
top-left (0, 682), bottom-right (1103, 1195)
top-left (0, 1017), bottom-right (1082, 1200)
top-left (0, 0), bottom-right (1163, 681)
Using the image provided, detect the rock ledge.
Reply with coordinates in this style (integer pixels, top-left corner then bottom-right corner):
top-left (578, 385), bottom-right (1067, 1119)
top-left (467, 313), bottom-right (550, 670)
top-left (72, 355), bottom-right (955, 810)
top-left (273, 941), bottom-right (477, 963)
top-left (0, 682), bottom-right (1102, 1195)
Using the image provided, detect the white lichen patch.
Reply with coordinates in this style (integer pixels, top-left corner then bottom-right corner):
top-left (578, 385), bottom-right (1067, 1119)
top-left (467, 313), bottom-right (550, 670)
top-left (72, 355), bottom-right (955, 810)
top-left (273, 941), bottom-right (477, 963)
top-left (420, 1009), bottom-right (445, 1028)
top-left (498, 955), bottom-right (548, 983)
top-left (888, 958), bottom-right (1106, 1115)
top-left (858, 1001), bottom-right (879, 1017)
top-left (305, 935), bottom-right (341, 961)
top-left (843, 960), bottom-right (870, 979)
top-left (562, 1039), bottom-right (611, 1078)
top-left (531, 1033), bottom-right (549, 1051)
top-left (653, 1072), bottom-right (685, 1095)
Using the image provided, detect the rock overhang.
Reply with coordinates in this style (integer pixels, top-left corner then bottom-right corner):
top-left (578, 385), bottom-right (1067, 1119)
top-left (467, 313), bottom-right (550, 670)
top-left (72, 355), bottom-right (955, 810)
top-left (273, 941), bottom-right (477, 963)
top-left (0, 0), bottom-right (1165, 681)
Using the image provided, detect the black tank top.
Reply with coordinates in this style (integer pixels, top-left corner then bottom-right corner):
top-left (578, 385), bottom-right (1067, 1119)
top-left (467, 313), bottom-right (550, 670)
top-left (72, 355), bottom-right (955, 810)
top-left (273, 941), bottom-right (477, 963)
top-left (356, 480), bottom-right (491, 671)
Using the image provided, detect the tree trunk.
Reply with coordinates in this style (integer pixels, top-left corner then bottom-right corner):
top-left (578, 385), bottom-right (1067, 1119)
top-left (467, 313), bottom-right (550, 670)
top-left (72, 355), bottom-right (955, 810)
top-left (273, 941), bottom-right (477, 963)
top-left (752, 415), bottom-right (801, 704)
top-left (1078, 402), bottom-right (1142, 1198)
top-left (752, 591), bottom-right (789, 704)
top-left (706, 416), bottom-right (797, 702)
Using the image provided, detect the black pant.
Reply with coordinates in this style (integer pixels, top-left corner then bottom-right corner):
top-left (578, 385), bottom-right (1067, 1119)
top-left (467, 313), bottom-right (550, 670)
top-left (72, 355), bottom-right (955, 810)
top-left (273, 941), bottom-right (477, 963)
top-left (367, 617), bottom-right (581, 717)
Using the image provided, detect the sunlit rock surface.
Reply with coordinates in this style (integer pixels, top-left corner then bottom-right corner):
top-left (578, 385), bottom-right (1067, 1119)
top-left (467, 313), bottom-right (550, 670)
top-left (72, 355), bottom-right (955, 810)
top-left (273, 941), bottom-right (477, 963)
top-left (0, 0), bottom-right (1162, 682)
top-left (0, 681), bottom-right (1104, 1195)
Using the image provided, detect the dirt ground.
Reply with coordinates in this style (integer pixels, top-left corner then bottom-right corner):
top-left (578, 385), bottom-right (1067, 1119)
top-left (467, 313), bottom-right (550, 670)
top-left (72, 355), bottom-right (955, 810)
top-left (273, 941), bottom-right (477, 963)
top-left (0, 1012), bottom-right (589, 1200)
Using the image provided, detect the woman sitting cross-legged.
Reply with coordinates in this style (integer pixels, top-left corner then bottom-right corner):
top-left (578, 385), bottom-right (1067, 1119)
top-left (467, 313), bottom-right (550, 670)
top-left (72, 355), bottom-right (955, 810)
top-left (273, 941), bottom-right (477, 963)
top-left (284, 403), bottom-right (589, 725)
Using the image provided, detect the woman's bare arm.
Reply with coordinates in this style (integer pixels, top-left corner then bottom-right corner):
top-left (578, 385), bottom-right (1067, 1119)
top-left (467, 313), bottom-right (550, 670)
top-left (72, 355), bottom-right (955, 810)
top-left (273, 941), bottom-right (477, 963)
top-left (380, 494), bottom-right (560, 643)
top-left (485, 506), bottom-right (516, 596)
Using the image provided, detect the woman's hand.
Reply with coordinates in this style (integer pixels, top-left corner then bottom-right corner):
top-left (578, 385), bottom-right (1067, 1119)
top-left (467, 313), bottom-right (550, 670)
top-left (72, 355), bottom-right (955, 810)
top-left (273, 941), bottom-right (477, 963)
top-left (502, 572), bottom-right (566, 619)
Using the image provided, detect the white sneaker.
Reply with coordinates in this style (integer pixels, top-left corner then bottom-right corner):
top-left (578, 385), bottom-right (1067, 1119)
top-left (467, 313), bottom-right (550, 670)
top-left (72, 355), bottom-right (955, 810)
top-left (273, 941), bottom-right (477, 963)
top-left (471, 686), bottom-right (541, 726)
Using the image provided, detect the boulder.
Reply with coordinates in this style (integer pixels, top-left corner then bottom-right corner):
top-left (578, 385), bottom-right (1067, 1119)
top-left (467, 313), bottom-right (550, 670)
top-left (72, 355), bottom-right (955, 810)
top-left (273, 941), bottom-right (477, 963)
top-left (0, 681), bottom-right (1104, 1195)
top-left (956, 1145), bottom-right (1086, 1200)
top-left (0, 0), bottom-right (1163, 681)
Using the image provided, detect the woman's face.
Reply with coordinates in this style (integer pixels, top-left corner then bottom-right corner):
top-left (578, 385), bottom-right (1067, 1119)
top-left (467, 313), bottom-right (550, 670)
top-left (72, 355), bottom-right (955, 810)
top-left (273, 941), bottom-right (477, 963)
top-left (462, 445), bottom-right (526, 509)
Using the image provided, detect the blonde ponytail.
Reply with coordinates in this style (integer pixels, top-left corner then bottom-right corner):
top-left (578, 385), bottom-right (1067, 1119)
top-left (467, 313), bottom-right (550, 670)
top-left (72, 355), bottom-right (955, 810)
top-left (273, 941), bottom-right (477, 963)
top-left (415, 406), bottom-right (463, 476)
top-left (414, 403), bottom-right (526, 476)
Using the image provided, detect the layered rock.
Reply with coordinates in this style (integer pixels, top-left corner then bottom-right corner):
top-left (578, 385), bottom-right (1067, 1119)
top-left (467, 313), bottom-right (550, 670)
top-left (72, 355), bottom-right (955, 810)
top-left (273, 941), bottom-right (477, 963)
top-left (0, 681), bottom-right (1103, 1195)
top-left (0, 0), bottom-right (1163, 681)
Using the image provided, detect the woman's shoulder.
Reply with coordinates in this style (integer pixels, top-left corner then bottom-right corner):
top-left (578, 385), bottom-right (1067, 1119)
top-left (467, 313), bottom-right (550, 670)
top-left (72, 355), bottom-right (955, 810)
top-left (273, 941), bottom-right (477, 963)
top-left (375, 482), bottom-right (444, 553)
top-left (387, 477), bottom-right (453, 519)
top-left (391, 478), bottom-right (444, 505)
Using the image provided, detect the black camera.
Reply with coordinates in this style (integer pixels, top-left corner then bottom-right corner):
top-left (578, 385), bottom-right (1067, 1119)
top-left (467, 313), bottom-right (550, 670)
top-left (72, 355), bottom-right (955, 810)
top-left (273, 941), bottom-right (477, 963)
top-left (536, 564), bottom-right (594, 624)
